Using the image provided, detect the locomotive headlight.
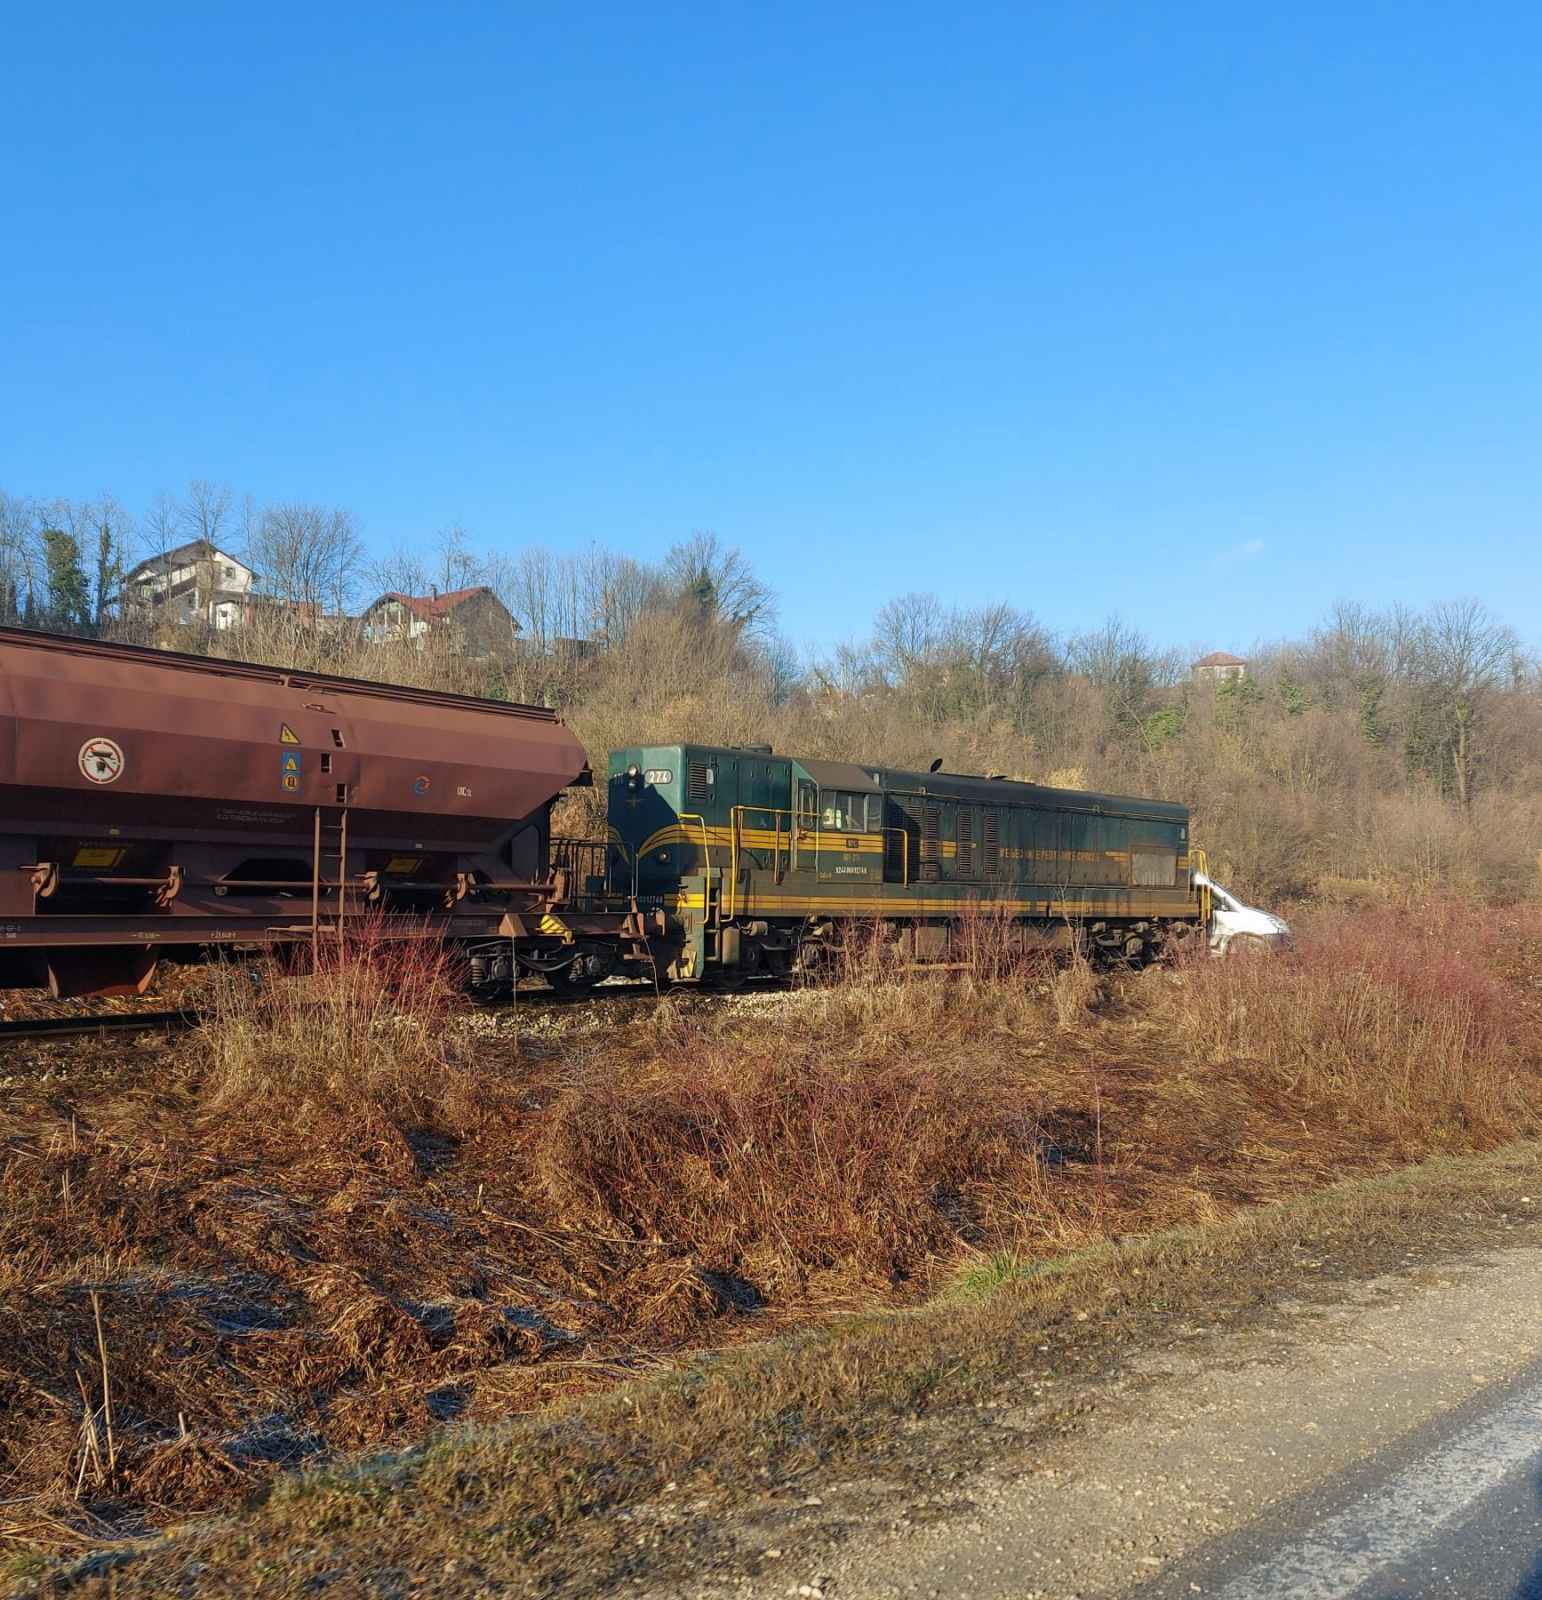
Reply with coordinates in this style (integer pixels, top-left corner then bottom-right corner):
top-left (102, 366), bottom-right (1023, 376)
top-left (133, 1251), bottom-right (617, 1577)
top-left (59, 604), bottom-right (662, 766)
top-left (625, 763), bottom-right (642, 792)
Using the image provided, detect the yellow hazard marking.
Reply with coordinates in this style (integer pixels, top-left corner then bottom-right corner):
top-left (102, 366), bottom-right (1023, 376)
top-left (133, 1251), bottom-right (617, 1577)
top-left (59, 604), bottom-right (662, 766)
top-left (538, 913), bottom-right (575, 942)
top-left (279, 724), bottom-right (301, 745)
top-left (282, 775), bottom-right (300, 792)
top-left (73, 846), bottom-right (127, 869)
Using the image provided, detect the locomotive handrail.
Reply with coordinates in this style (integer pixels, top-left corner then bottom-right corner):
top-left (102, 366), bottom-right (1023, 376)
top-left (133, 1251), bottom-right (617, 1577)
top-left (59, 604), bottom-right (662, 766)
top-left (729, 806), bottom-right (741, 918)
top-left (719, 807), bottom-right (908, 912)
top-left (675, 813), bottom-right (717, 928)
top-left (727, 803), bottom-right (797, 917)
top-left (676, 814), bottom-right (712, 872)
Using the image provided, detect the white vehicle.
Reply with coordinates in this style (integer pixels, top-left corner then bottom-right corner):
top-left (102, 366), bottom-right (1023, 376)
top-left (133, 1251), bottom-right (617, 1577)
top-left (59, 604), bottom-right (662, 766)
top-left (1194, 872), bottom-right (1292, 957)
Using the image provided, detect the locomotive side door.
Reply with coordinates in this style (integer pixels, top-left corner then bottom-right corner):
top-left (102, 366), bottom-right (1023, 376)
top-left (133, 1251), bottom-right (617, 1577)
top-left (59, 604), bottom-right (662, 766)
top-left (816, 789), bottom-right (880, 884)
top-left (884, 795), bottom-right (920, 884)
top-left (792, 776), bottom-right (818, 872)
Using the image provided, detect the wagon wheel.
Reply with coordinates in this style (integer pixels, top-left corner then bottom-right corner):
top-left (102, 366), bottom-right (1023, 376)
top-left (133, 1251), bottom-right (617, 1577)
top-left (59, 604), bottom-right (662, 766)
top-left (543, 942), bottom-right (615, 994)
top-left (544, 962), bottom-right (597, 995)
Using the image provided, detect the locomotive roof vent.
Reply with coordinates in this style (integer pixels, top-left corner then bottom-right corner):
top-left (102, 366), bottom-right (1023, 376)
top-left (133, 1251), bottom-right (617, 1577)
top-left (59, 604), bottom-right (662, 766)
top-left (736, 744), bottom-right (773, 755)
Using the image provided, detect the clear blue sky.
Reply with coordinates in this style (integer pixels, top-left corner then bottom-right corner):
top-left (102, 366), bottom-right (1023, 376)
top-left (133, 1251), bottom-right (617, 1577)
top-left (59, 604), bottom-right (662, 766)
top-left (5, 2), bottom-right (1540, 654)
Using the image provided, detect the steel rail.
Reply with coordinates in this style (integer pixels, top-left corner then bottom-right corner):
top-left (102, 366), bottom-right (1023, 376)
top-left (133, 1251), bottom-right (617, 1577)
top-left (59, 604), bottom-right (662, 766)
top-left (0, 971), bottom-right (790, 1046)
top-left (0, 1009), bottom-right (205, 1043)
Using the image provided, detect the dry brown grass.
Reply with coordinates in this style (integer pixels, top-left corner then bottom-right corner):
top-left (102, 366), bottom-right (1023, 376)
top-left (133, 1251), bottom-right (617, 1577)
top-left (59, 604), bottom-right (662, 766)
top-left (22, 1143), bottom-right (1542, 1600)
top-left (196, 919), bottom-right (467, 1122)
top-left (4, 898), bottom-right (1542, 1578)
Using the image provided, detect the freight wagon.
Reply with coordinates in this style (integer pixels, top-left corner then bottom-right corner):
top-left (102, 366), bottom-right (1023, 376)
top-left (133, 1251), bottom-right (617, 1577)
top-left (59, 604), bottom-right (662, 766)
top-left (0, 626), bottom-right (647, 997)
top-left (606, 742), bottom-right (1219, 981)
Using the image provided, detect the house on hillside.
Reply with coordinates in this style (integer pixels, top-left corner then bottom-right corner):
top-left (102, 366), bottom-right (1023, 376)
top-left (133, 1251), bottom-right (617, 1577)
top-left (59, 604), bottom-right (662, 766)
top-left (122, 541), bottom-right (255, 630)
top-left (1192, 650), bottom-right (1248, 685)
top-left (547, 635), bottom-right (601, 664)
top-left (242, 593), bottom-right (348, 632)
top-left (359, 586), bottom-right (519, 656)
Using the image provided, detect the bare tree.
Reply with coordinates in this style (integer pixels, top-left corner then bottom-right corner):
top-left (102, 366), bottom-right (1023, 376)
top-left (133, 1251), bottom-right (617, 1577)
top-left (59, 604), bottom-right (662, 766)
top-left (498, 546), bottom-right (588, 650)
top-left (434, 524), bottom-right (482, 593)
top-left (365, 545), bottom-right (433, 600)
top-left (872, 592), bottom-right (945, 683)
top-left (662, 532), bottom-right (775, 638)
top-left (139, 492), bottom-right (180, 564)
top-left (248, 502), bottom-right (363, 615)
top-left (814, 637), bottom-right (882, 700)
top-left (1407, 599), bottom-right (1519, 807)
top-left (1066, 616), bottom-right (1183, 750)
top-left (576, 544), bottom-right (659, 647)
top-left (94, 497), bottom-right (131, 626)
top-left (179, 480), bottom-right (233, 547)
top-left (0, 491), bottom-right (37, 623)
top-left (505, 546), bottom-right (561, 651)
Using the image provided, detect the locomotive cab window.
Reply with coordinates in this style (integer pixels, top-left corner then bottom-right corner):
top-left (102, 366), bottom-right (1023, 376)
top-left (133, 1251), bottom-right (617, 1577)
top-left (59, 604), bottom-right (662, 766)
top-left (821, 792), bottom-right (874, 833)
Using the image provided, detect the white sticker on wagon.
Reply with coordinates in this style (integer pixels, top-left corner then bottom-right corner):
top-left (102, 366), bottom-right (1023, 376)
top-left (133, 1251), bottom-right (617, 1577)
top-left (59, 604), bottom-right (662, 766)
top-left (78, 737), bottom-right (125, 785)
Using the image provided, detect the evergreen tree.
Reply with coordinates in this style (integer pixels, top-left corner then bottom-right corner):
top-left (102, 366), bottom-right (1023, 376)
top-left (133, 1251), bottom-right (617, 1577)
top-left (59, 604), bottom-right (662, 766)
top-left (39, 528), bottom-right (91, 630)
top-left (93, 517), bottom-right (123, 628)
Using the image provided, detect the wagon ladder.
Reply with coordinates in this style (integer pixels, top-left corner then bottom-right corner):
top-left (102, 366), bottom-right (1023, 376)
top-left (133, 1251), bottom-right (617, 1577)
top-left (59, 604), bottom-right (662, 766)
top-left (310, 804), bottom-right (351, 959)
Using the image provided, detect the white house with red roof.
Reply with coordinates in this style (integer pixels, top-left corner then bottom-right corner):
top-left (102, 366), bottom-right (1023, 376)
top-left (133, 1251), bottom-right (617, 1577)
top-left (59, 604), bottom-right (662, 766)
top-left (359, 586), bottom-right (519, 656)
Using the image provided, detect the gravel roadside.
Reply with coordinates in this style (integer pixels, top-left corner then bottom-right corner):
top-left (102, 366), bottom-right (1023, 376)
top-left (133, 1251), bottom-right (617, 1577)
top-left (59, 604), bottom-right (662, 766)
top-left (641, 1235), bottom-right (1542, 1600)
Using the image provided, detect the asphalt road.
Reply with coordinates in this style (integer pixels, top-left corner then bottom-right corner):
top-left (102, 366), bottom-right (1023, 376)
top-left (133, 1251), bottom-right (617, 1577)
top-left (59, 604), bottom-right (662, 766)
top-left (692, 1241), bottom-right (1542, 1600)
top-left (1137, 1357), bottom-right (1542, 1600)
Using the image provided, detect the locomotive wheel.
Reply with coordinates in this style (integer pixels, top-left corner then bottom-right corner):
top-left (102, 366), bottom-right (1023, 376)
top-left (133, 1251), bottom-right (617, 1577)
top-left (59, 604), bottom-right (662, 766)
top-left (794, 940), bottom-right (839, 985)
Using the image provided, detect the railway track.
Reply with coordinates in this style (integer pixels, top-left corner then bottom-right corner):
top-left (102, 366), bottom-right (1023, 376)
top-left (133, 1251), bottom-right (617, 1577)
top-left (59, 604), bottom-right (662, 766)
top-left (0, 1008), bottom-right (205, 1043)
top-left (0, 975), bottom-right (781, 1047)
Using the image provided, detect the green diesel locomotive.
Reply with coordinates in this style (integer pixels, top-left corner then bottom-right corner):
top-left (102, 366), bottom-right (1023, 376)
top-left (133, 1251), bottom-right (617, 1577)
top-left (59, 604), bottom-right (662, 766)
top-left (606, 742), bottom-right (1206, 981)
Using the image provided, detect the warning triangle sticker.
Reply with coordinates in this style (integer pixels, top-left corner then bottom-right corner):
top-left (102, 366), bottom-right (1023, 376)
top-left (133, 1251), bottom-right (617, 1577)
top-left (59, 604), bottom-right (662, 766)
top-left (279, 724), bottom-right (301, 745)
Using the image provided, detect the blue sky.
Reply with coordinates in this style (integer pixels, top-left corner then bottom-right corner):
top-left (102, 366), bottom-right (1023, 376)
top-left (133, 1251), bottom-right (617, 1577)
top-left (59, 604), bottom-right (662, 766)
top-left (4, 2), bottom-right (1540, 654)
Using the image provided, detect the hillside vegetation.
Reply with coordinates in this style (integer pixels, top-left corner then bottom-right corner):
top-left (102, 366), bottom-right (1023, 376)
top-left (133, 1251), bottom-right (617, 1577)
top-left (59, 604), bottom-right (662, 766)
top-left (2, 483), bottom-right (1540, 903)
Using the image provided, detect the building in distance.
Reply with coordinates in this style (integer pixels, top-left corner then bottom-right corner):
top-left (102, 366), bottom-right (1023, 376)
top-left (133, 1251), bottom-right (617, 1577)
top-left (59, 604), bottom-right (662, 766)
top-left (1192, 650), bottom-right (1248, 685)
top-left (122, 541), bottom-right (255, 631)
top-left (359, 586), bottom-right (519, 657)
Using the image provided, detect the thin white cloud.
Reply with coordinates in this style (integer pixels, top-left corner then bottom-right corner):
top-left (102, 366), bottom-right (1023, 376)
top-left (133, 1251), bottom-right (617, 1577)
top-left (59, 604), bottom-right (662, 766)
top-left (1216, 537), bottom-right (1266, 564)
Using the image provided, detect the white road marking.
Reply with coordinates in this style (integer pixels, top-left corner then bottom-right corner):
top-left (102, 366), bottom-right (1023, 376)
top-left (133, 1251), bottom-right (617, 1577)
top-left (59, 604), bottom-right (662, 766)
top-left (1208, 1382), bottom-right (1542, 1598)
